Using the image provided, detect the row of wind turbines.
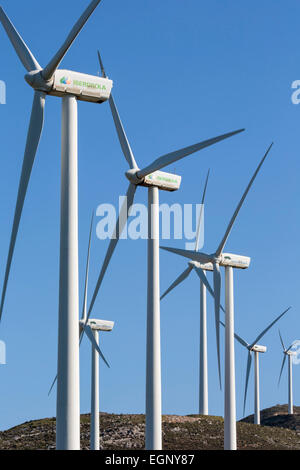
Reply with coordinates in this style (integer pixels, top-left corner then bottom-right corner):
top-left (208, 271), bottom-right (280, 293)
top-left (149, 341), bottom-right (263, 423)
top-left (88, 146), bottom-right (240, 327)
top-left (159, 155), bottom-right (295, 448)
top-left (161, 168), bottom-right (295, 428)
top-left (0, 0), bottom-right (295, 451)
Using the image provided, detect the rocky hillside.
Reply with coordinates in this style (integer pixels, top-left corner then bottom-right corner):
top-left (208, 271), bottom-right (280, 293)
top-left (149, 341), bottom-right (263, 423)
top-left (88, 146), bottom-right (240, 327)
top-left (241, 404), bottom-right (300, 432)
top-left (1, 409), bottom-right (300, 450)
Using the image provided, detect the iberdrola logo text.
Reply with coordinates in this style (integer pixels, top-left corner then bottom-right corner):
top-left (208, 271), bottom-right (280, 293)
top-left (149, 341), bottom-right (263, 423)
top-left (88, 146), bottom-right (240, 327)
top-left (60, 76), bottom-right (72, 85)
top-left (60, 76), bottom-right (107, 91)
top-left (73, 79), bottom-right (106, 91)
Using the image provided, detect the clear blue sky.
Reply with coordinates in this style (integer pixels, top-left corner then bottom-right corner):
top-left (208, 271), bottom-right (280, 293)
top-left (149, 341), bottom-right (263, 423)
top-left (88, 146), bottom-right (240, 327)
top-left (0, 0), bottom-right (299, 431)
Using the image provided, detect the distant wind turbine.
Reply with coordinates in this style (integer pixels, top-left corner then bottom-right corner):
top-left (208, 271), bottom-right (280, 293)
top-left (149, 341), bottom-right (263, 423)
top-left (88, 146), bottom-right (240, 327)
top-left (79, 215), bottom-right (114, 450)
top-left (278, 330), bottom-right (296, 415)
top-left (220, 307), bottom-right (291, 425)
top-left (161, 144), bottom-right (273, 450)
top-left (161, 170), bottom-right (225, 415)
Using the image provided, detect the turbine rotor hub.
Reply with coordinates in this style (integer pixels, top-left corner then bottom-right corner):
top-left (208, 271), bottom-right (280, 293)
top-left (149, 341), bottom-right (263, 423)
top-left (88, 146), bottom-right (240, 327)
top-left (24, 70), bottom-right (53, 93)
top-left (125, 169), bottom-right (144, 186)
top-left (213, 256), bottom-right (221, 265)
top-left (188, 260), bottom-right (197, 268)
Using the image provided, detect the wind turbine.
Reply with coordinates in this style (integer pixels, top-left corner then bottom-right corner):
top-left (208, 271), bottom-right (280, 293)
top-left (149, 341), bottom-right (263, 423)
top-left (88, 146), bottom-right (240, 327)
top-left (220, 307), bottom-right (291, 425)
top-left (81, 51), bottom-right (244, 450)
top-left (83, 318), bottom-right (113, 450)
top-left (161, 143), bottom-right (273, 450)
top-left (161, 169), bottom-right (225, 415)
top-left (0, 1), bottom-right (112, 450)
top-left (278, 330), bottom-right (296, 415)
top-left (79, 216), bottom-right (114, 451)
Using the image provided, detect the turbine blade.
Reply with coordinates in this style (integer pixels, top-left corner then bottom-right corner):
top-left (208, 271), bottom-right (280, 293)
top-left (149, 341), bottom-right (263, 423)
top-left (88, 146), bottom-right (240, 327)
top-left (193, 265), bottom-right (225, 313)
top-left (84, 325), bottom-right (110, 368)
top-left (86, 183), bottom-right (137, 322)
top-left (108, 95), bottom-right (139, 170)
top-left (215, 143), bottom-right (273, 257)
top-left (200, 169), bottom-right (210, 206)
top-left (213, 262), bottom-right (222, 389)
top-left (96, 51), bottom-right (139, 169)
top-left (195, 169), bottom-right (210, 251)
top-left (193, 265), bottom-right (214, 297)
top-left (0, 91), bottom-right (46, 321)
top-left (243, 351), bottom-right (253, 416)
top-left (287, 342), bottom-right (295, 353)
top-left (160, 246), bottom-right (212, 264)
top-left (160, 266), bottom-right (193, 300)
top-left (48, 374), bottom-right (58, 396)
top-left (279, 330), bottom-right (286, 351)
top-left (278, 355), bottom-right (287, 386)
top-left (220, 320), bottom-right (249, 348)
top-left (42, 0), bottom-right (102, 81)
top-left (250, 307), bottom-right (291, 348)
top-left (81, 214), bottom-right (94, 321)
top-left (0, 7), bottom-right (41, 72)
top-left (97, 50), bottom-right (107, 77)
top-left (137, 129), bottom-right (245, 179)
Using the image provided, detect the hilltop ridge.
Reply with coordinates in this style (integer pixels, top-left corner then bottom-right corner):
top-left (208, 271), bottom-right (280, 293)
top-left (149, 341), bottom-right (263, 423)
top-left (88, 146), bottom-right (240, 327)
top-left (0, 407), bottom-right (299, 450)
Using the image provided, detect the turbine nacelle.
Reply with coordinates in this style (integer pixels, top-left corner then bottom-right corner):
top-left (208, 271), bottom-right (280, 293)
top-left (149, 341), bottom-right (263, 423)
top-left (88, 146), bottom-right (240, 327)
top-left (80, 318), bottom-right (114, 332)
top-left (25, 69), bottom-right (113, 104)
top-left (250, 344), bottom-right (267, 353)
top-left (220, 253), bottom-right (251, 269)
top-left (126, 169), bottom-right (182, 192)
top-left (162, 247), bottom-right (251, 269)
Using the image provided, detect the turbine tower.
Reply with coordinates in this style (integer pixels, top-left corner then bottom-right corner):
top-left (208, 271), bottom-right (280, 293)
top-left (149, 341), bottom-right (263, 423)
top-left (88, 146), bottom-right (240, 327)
top-left (79, 215), bottom-right (114, 450)
top-left (161, 144), bottom-right (273, 450)
top-left (81, 51), bottom-right (244, 450)
top-left (80, 317), bottom-right (114, 450)
top-left (278, 330), bottom-right (296, 415)
top-left (161, 170), bottom-right (225, 415)
top-left (0, 1), bottom-right (112, 450)
top-left (220, 307), bottom-right (291, 425)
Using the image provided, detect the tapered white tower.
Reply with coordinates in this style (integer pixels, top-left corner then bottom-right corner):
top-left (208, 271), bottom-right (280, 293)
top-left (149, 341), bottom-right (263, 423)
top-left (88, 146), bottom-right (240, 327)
top-left (56, 96), bottom-right (80, 449)
top-left (199, 273), bottom-right (208, 415)
top-left (224, 267), bottom-right (236, 449)
top-left (91, 329), bottom-right (100, 450)
top-left (146, 187), bottom-right (162, 449)
top-left (254, 351), bottom-right (260, 425)
top-left (278, 331), bottom-right (296, 416)
top-left (79, 216), bottom-right (113, 450)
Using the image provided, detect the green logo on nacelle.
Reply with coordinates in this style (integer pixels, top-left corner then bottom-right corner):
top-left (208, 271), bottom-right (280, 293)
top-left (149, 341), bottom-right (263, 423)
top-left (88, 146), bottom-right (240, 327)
top-left (73, 79), bottom-right (107, 91)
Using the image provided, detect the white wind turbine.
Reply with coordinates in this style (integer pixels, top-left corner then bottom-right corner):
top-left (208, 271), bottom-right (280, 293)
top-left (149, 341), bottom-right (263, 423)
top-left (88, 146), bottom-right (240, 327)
top-left (161, 143), bottom-right (273, 450)
top-left (220, 307), bottom-right (291, 425)
top-left (0, 1), bottom-right (112, 450)
top-left (81, 51), bottom-right (244, 451)
top-left (278, 330), bottom-right (296, 415)
top-left (82, 318), bottom-right (113, 450)
top-left (79, 215), bottom-right (114, 451)
top-left (161, 169), bottom-right (226, 415)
